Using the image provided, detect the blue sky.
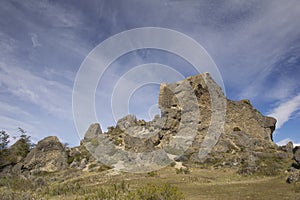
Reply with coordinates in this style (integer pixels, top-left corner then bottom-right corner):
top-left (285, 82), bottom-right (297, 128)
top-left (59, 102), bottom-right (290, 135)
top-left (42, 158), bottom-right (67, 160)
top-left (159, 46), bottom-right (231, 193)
top-left (0, 0), bottom-right (299, 147)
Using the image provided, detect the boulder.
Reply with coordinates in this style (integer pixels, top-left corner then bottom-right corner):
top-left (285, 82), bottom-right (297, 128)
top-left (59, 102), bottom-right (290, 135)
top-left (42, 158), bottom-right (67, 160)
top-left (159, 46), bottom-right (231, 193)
top-left (287, 170), bottom-right (300, 183)
top-left (84, 123), bottom-right (102, 140)
top-left (21, 136), bottom-right (68, 173)
top-left (294, 146), bottom-right (300, 164)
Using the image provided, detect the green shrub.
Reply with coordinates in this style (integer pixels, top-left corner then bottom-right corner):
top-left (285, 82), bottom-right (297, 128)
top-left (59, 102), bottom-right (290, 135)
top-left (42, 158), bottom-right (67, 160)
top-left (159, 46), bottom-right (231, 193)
top-left (67, 156), bottom-right (75, 164)
top-left (176, 167), bottom-right (190, 174)
top-left (135, 183), bottom-right (185, 200)
top-left (147, 171), bottom-right (157, 177)
top-left (238, 153), bottom-right (289, 176)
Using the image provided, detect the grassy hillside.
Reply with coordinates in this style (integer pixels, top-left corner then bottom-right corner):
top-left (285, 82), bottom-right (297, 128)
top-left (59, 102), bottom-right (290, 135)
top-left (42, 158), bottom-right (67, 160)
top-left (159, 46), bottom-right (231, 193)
top-left (0, 166), bottom-right (299, 200)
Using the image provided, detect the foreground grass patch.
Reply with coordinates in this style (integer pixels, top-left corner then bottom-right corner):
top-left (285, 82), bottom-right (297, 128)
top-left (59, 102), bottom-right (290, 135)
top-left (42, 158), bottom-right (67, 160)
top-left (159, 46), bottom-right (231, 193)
top-left (0, 167), bottom-right (299, 200)
top-left (0, 174), bottom-right (185, 200)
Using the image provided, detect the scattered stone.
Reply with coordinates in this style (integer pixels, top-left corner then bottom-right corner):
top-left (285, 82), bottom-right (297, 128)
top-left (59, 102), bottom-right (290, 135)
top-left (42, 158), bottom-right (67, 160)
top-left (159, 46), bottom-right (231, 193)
top-left (287, 170), bottom-right (300, 183)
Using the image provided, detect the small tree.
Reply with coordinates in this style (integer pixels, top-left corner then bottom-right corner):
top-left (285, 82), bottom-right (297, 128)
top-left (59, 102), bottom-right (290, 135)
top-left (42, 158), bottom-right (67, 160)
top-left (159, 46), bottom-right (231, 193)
top-left (18, 127), bottom-right (28, 139)
top-left (0, 130), bottom-right (10, 150)
top-left (18, 127), bottom-right (34, 149)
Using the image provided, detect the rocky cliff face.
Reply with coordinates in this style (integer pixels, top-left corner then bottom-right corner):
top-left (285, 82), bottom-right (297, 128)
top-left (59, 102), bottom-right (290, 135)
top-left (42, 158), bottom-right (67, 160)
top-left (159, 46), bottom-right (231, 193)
top-left (83, 73), bottom-right (292, 174)
top-left (13, 136), bottom-right (68, 174)
top-left (157, 73), bottom-right (277, 162)
top-left (294, 146), bottom-right (300, 166)
top-left (1, 73), bottom-right (295, 177)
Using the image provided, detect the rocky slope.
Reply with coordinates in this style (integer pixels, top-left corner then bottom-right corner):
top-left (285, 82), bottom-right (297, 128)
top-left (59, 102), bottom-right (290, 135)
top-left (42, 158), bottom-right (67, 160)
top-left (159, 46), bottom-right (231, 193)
top-left (83, 73), bottom-right (294, 175)
top-left (0, 73), bottom-right (298, 181)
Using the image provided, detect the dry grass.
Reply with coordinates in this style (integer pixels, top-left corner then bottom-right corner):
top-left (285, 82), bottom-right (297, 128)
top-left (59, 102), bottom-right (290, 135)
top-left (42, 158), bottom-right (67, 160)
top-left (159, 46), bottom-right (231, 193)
top-left (0, 166), bottom-right (299, 200)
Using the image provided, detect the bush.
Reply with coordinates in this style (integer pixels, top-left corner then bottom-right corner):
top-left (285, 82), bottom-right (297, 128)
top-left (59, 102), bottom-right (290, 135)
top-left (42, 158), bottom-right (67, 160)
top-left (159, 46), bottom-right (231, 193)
top-left (135, 183), bottom-right (185, 200)
top-left (67, 156), bottom-right (75, 165)
top-left (147, 171), bottom-right (157, 177)
top-left (176, 167), bottom-right (190, 174)
top-left (170, 162), bottom-right (176, 167)
top-left (0, 130), bottom-right (9, 150)
top-left (238, 153), bottom-right (289, 176)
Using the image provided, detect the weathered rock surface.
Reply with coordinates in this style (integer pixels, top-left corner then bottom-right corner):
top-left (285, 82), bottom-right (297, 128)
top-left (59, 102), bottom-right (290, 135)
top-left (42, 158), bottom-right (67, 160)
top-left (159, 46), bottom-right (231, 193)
top-left (279, 141), bottom-right (294, 154)
top-left (20, 136), bottom-right (68, 173)
top-left (286, 145), bottom-right (300, 183)
top-left (294, 146), bottom-right (300, 165)
top-left (0, 138), bottom-right (30, 174)
top-left (0, 72), bottom-right (293, 177)
top-left (83, 73), bottom-right (290, 174)
top-left (287, 169), bottom-right (300, 183)
top-left (116, 115), bottom-right (137, 131)
top-left (157, 73), bottom-right (278, 164)
top-left (8, 138), bottom-right (30, 163)
top-left (67, 142), bottom-right (100, 170)
top-left (84, 123), bottom-right (102, 140)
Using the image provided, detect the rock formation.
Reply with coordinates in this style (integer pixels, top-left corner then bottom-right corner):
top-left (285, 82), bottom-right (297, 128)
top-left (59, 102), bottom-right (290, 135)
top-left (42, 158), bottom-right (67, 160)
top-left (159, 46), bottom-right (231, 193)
top-left (0, 138), bottom-right (30, 173)
top-left (16, 136), bottom-right (68, 174)
top-left (0, 72), bottom-right (294, 177)
top-left (286, 145), bottom-right (300, 183)
top-left (294, 146), bottom-right (300, 166)
top-left (157, 73), bottom-right (277, 162)
top-left (84, 123), bottom-right (102, 140)
top-left (83, 73), bottom-right (291, 174)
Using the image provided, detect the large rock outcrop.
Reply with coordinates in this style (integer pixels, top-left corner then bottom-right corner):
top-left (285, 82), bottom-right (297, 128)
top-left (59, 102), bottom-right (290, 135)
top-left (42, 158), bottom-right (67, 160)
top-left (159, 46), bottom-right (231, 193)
top-left (84, 73), bottom-right (290, 174)
top-left (155, 73), bottom-right (281, 170)
top-left (19, 136), bottom-right (68, 174)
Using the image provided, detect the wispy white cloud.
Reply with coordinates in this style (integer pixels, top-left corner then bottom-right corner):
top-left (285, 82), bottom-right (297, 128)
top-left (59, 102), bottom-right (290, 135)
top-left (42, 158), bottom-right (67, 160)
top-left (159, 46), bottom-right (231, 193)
top-left (180, 0), bottom-right (300, 102)
top-left (0, 101), bottom-right (32, 119)
top-left (42, 66), bottom-right (75, 83)
top-left (19, 0), bottom-right (84, 28)
top-left (0, 0), bottom-right (299, 146)
top-left (268, 94), bottom-right (300, 129)
top-left (0, 116), bottom-right (37, 139)
top-left (0, 62), bottom-right (72, 119)
top-left (263, 78), bottom-right (298, 101)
